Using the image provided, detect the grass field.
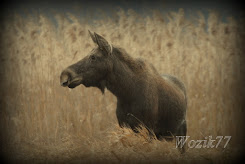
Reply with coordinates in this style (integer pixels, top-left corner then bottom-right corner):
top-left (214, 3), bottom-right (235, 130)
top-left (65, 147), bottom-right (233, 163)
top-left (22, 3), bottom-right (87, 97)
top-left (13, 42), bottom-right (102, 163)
top-left (0, 8), bottom-right (244, 163)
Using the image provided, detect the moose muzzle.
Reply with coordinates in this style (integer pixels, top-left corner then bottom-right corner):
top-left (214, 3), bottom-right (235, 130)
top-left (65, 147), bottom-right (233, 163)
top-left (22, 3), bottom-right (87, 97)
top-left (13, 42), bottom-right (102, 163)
top-left (60, 69), bottom-right (83, 88)
top-left (60, 73), bottom-right (70, 87)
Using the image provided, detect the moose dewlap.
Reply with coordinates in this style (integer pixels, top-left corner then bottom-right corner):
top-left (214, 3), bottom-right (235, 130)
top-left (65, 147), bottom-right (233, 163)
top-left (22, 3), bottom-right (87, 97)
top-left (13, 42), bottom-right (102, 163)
top-left (60, 30), bottom-right (187, 152)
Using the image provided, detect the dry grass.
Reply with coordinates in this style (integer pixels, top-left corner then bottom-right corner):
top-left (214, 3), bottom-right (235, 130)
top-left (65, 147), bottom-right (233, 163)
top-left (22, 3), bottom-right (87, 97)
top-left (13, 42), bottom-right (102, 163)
top-left (0, 8), bottom-right (244, 163)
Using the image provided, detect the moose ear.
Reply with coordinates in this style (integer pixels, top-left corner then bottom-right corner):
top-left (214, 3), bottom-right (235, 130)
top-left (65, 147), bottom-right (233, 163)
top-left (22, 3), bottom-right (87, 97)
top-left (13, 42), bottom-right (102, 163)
top-left (94, 32), bottom-right (112, 55)
top-left (88, 30), bottom-right (97, 44)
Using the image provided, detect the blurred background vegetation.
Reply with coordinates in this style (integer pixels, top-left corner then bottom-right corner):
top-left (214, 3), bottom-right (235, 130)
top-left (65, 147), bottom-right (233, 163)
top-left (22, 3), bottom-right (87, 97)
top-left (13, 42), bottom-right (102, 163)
top-left (0, 0), bottom-right (244, 163)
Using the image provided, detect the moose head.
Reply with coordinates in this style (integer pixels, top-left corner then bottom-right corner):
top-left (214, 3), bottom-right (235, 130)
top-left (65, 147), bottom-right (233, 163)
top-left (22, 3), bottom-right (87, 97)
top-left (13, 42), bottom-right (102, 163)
top-left (60, 31), bottom-right (113, 93)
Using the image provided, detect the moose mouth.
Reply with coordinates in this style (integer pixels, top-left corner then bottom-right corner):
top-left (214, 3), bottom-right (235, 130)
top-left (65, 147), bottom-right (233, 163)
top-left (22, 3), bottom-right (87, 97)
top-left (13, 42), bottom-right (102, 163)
top-left (61, 77), bottom-right (83, 89)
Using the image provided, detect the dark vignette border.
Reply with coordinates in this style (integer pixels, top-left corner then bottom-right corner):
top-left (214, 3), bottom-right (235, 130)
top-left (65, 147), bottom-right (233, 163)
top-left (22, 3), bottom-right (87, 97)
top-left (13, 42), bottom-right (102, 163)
top-left (0, 0), bottom-right (244, 163)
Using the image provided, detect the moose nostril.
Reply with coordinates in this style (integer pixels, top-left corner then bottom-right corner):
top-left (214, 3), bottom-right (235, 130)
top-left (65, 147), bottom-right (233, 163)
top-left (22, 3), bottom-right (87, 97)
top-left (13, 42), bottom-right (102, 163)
top-left (61, 81), bottom-right (68, 87)
top-left (60, 70), bottom-right (71, 87)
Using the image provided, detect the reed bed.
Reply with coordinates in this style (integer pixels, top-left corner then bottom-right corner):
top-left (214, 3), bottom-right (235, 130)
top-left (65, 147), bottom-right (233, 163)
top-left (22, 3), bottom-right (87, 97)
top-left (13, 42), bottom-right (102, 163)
top-left (0, 8), bottom-right (244, 163)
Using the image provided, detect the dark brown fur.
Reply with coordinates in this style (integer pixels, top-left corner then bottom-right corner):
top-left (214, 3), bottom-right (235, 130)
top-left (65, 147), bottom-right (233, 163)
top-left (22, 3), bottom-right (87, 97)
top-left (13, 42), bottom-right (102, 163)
top-left (60, 31), bottom-right (187, 152)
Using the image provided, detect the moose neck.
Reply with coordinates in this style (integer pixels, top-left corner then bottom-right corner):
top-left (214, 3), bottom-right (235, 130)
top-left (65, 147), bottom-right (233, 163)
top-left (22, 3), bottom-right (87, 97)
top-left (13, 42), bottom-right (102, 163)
top-left (105, 47), bottom-right (143, 101)
top-left (106, 65), bottom-right (138, 101)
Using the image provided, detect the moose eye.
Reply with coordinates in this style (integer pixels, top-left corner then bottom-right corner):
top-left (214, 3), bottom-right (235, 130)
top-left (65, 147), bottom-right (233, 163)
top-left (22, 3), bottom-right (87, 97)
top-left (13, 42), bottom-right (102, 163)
top-left (90, 55), bottom-right (96, 60)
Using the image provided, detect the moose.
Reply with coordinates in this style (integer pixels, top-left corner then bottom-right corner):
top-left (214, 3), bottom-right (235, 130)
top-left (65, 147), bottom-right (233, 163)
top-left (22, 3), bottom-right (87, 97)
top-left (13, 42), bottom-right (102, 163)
top-left (60, 31), bottom-right (187, 152)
